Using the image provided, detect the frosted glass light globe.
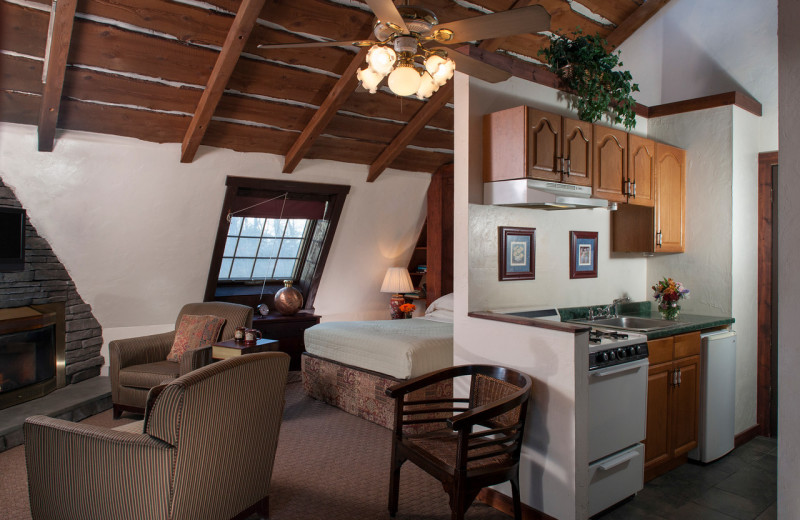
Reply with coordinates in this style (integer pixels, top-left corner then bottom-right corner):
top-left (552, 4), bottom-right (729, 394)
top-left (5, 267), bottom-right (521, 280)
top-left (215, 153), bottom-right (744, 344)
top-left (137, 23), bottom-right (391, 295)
top-left (415, 73), bottom-right (438, 100)
top-left (357, 67), bottom-right (384, 93)
top-left (366, 45), bottom-right (396, 76)
top-left (425, 55), bottom-right (455, 86)
top-left (388, 64), bottom-right (422, 97)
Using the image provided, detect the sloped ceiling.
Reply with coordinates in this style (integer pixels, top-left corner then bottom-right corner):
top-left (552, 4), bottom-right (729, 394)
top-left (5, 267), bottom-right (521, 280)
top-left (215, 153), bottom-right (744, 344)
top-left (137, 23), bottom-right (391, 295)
top-left (0, 0), bottom-right (668, 179)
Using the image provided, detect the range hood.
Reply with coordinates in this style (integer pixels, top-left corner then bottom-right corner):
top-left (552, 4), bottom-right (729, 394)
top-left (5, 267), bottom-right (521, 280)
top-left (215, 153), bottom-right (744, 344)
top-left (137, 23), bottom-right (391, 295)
top-left (484, 179), bottom-right (613, 210)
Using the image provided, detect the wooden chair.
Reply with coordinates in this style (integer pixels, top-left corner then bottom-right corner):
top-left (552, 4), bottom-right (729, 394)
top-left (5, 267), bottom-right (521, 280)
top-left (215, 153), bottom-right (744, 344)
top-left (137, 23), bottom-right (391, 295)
top-left (386, 365), bottom-right (533, 520)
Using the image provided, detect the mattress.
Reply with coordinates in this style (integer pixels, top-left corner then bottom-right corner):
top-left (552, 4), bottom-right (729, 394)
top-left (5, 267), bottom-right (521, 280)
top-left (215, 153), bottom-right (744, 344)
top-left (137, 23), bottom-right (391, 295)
top-left (303, 317), bottom-right (453, 379)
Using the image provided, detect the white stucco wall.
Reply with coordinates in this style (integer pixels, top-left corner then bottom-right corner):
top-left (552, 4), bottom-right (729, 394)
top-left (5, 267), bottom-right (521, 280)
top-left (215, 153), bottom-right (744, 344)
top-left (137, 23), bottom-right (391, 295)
top-left (730, 108), bottom-right (761, 435)
top-left (647, 106), bottom-right (760, 434)
top-left (618, 0), bottom-right (778, 152)
top-left (0, 122), bottom-right (431, 372)
top-left (777, 0), bottom-right (800, 517)
top-left (647, 108), bottom-right (734, 317)
top-left (453, 72), bottom-right (590, 520)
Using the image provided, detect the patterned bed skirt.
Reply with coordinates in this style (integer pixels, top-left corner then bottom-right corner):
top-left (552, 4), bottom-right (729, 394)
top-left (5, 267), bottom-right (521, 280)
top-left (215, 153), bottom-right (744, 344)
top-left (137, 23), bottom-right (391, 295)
top-left (301, 353), bottom-right (452, 432)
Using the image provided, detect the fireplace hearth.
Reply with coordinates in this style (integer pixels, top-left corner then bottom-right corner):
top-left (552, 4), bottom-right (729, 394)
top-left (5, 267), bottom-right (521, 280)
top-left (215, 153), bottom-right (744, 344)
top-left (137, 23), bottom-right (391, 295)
top-left (0, 305), bottom-right (66, 410)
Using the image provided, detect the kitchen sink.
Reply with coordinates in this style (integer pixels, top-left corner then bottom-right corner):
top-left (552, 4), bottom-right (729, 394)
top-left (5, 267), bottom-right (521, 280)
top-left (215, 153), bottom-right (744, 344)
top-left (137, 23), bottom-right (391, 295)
top-left (570, 316), bottom-right (681, 332)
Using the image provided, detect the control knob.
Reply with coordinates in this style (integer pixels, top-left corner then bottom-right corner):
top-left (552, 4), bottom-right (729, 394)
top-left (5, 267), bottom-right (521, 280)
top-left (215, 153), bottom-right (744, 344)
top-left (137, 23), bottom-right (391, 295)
top-left (617, 348), bottom-right (626, 359)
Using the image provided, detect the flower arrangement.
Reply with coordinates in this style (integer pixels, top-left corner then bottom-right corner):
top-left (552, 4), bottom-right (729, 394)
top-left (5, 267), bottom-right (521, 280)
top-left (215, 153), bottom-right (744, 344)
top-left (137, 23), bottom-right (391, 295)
top-left (651, 277), bottom-right (689, 320)
top-left (399, 303), bottom-right (416, 319)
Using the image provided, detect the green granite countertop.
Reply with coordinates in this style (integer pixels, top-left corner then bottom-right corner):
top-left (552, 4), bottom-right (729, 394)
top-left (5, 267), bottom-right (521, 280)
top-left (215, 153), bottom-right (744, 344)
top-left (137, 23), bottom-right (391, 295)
top-left (558, 302), bottom-right (734, 340)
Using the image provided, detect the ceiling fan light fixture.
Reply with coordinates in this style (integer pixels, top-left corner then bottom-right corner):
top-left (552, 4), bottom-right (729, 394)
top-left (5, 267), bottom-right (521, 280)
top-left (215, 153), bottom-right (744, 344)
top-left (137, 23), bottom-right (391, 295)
top-left (415, 73), bottom-right (439, 100)
top-left (425, 55), bottom-right (455, 86)
top-left (357, 66), bottom-right (384, 93)
top-left (388, 62), bottom-right (422, 96)
top-left (366, 45), bottom-right (397, 76)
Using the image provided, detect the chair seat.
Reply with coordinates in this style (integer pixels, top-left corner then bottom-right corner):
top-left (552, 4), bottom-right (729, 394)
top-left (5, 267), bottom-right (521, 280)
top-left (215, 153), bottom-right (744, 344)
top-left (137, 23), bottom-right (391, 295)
top-left (405, 429), bottom-right (513, 471)
top-left (112, 420), bottom-right (144, 434)
top-left (119, 361), bottom-right (180, 389)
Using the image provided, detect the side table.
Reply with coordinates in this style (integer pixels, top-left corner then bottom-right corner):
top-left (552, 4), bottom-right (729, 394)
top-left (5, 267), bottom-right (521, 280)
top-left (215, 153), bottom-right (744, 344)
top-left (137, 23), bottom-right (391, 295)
top-left (212, 338), bottom-right (279, 360)
top-left (251, 312), bottom-right (321, 371)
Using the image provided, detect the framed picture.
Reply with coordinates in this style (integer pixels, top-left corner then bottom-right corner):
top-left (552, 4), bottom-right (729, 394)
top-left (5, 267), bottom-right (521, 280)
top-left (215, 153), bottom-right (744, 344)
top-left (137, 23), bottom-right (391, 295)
top-left (570, 231), bottom-right (598, 279)
top-left (498, 227), bottom-right (536, 281)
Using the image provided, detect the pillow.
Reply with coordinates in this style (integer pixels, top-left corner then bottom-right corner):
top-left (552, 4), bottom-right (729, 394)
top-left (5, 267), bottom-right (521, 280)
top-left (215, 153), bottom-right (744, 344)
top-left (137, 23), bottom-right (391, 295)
top-left (425, 293), bottom-right (454, 315)
top-left (166, 314), bottom-right (226, 362)
top-left (422, 308), bottom-right (454, 323)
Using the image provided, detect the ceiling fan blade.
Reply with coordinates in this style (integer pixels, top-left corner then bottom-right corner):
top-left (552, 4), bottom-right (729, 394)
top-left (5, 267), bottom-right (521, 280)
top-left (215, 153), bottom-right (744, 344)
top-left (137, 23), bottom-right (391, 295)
top-left (431, 47), bottom-right (511, 84)
top-left (436, 5), bottom-right (551, 44)
top-left (365, 0), bottom-right (409, 33)
top-left (258, 40), bottom-right (375, 50)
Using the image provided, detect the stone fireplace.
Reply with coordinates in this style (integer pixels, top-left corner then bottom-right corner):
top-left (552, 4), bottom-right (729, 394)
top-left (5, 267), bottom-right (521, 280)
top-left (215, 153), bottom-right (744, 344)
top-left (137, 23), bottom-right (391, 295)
top-left (0, 179), bottom-right (104, 393)
top-left (0, 304), bottom-right (66, 410)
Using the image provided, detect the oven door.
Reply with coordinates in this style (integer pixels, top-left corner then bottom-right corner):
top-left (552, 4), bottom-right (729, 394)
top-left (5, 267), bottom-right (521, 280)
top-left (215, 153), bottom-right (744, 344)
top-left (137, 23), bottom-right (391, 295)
top-left (588, 357), bottom-right (648, 462)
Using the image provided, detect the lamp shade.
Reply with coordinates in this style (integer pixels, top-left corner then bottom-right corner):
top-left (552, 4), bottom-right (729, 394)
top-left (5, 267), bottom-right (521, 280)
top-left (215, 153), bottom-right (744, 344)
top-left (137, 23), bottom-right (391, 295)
top-left (380, 267), bottom-right (414, 294)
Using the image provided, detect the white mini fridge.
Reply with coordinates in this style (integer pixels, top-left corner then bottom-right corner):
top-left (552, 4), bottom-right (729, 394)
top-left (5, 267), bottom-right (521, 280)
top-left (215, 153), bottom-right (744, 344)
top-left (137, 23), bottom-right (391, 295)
top-left (689, 329), bottom-right (737, 463)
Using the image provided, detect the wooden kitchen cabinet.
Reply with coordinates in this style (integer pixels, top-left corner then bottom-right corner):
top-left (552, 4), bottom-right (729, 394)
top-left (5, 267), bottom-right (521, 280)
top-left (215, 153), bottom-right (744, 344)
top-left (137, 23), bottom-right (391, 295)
top-left (644, 331), bottom-right (701, 482)
top-left (483, 106), bottom-right (592, 186)
top-left (627, 134), bottom-right (656, 207)
top-left (654, 143), bottom-right (686, 252)
top-left (592, 125), bottom-right (628, 203)
top-left (611, 141), bottom-right (686, 253)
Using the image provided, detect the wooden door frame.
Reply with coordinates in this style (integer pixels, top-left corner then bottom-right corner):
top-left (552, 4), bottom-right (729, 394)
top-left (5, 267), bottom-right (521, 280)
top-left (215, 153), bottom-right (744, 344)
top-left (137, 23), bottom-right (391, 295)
top-left (757, 151), bottom-right (778, 437)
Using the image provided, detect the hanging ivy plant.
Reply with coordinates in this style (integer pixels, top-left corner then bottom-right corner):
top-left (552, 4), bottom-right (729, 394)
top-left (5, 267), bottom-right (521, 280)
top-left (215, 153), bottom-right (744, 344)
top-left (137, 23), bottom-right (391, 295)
top-left (538, 30), bottom-right (640, 130)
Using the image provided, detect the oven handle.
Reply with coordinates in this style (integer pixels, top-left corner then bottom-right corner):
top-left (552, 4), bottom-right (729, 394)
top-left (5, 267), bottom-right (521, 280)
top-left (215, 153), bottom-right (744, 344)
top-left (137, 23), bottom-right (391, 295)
top-left (590, 358), bottom-right (649, 378)
top-left (598, 449), bottom-right (640, 471)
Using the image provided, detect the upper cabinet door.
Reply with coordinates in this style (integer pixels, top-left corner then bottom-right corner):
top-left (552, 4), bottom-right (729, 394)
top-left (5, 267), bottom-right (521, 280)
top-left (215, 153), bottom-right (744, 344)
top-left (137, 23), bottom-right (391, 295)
top-left (655, 143), bottom-right (686, 252)
top-left (593, 126), bottom-right (628, 203)
top-left (562, 118), bottom-right (592, 187)
top-left (628, 134), bottom-right (656, 207)
top-left (527, 108), bottom-right (562, 182)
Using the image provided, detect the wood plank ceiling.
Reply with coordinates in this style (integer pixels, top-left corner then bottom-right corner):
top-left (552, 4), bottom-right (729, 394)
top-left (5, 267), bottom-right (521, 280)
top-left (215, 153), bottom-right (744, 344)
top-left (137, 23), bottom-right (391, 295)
top-left (0, 0), bottom-right (667, 180)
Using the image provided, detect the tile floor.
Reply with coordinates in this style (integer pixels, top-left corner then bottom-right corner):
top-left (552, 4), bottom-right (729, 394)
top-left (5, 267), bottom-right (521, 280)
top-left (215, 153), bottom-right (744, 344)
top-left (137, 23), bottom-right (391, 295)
top-left (596, 436), bottom-right (777, 520)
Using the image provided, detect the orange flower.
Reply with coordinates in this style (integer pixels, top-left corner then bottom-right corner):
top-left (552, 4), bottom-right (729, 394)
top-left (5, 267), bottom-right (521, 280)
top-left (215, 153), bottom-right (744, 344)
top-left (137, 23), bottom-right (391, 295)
top-left (399, 303), bottom-right (416, 313)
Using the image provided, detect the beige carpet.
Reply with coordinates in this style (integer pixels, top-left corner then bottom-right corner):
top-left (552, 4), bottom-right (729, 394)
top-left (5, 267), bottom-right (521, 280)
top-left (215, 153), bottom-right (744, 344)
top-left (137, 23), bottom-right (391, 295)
top-left (1, 379), bottom-right (511, 519)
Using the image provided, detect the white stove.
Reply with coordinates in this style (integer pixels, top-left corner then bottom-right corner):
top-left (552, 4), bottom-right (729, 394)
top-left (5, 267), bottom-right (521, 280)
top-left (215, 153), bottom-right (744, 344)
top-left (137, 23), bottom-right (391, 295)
top-left (499, 307), bottom-right (650, 515)
top-left (587, 328), bottom-right (649, 370)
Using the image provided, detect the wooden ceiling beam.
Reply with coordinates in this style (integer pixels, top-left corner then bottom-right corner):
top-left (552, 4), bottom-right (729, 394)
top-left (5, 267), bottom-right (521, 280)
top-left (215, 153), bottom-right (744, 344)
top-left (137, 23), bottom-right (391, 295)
top-left (605, 0), bottom-right (672, 49)
top-left (367, 80), bottom-right (454, 182)
top-left (37, 0), bottom-right (77, 152)
top-left (283, 46), bottom-right (367, 173)
top-left (180, 0), bottom-right (266, 163)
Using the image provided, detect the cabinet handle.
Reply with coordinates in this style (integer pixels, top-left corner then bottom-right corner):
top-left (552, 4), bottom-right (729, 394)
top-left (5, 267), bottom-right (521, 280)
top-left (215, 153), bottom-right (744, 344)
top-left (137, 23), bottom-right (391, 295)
top-left (672, 369), bottom-right (677, 386)
top-left (623, 179), bottom-right (628, 195)
top-left (632, 181), bottom-right (636, 198)
top-left (558, 156), bottom-right (564, 174)
top-left (677, 368), bottom-right (682, 387)
top-left (657, 231), bottom-right (662, 247)
top-left (565, 158), bottom-right (571, 177)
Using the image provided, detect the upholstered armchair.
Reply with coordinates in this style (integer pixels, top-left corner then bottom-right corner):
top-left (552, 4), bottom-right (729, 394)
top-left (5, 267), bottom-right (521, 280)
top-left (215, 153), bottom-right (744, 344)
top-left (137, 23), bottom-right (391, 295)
top-left (25, 352), bottom-right (290, 520)
top-left (110, 301), bottom-right (253, 417)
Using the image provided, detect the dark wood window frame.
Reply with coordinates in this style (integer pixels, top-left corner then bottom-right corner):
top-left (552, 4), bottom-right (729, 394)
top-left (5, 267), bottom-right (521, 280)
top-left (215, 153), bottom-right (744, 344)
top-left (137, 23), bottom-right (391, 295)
top-left (204, 176), bottom-right (350, 312)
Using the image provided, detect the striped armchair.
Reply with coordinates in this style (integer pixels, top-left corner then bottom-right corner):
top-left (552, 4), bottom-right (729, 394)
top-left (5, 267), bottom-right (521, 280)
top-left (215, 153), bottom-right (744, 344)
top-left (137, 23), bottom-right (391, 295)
top-left (25, 351), bottom-right (290, 520)
top-left (110, 301), bottom-right (253, 418)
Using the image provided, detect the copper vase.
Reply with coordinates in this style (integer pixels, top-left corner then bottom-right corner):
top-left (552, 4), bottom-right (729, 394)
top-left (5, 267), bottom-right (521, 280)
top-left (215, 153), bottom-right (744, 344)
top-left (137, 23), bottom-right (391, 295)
top-left (274, 280), bottom-right (303, 315)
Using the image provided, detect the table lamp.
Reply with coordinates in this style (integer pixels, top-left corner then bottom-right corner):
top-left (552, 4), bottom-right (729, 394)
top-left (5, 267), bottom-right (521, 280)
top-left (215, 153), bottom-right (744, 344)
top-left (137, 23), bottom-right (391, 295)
top-left (381, 267), bottom-right (414, 319)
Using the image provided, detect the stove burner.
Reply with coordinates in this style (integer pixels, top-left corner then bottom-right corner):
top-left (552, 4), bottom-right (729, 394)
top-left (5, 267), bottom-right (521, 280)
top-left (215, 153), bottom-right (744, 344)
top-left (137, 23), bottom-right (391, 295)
top-left (590, 329), bottom-right (629, 341)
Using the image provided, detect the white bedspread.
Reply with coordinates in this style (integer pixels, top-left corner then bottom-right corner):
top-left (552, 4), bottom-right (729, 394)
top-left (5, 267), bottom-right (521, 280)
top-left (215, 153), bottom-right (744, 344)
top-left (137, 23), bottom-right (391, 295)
top-left (303, 317), bottom-right (453, 379)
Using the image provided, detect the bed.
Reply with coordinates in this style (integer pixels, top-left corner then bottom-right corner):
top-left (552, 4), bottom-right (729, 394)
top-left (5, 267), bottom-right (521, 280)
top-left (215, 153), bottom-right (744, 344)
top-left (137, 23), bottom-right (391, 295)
top-left (301, 294), bottom-right (454, 430)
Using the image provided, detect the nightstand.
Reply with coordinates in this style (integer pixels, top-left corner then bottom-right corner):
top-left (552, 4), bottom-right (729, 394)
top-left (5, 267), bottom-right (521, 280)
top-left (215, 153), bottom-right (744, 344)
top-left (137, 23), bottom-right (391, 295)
top-left (251, 312), bottom-right (321, 371)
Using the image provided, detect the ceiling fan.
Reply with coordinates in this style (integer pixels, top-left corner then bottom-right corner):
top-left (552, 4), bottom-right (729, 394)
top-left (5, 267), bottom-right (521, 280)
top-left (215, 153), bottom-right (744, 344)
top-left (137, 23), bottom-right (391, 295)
top-left (257, 0), bottom-right (551, 99)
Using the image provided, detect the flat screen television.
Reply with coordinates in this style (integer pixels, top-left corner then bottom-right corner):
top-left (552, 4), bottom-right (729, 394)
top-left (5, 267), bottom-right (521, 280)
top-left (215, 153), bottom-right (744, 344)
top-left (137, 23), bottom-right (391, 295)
top-left (0, 207), bottom-right (26, 272)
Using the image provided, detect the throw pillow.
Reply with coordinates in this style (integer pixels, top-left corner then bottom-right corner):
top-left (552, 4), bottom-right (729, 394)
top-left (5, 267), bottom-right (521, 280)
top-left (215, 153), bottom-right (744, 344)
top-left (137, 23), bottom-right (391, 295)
top-left (166, 314), bottom-right (226, 362)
